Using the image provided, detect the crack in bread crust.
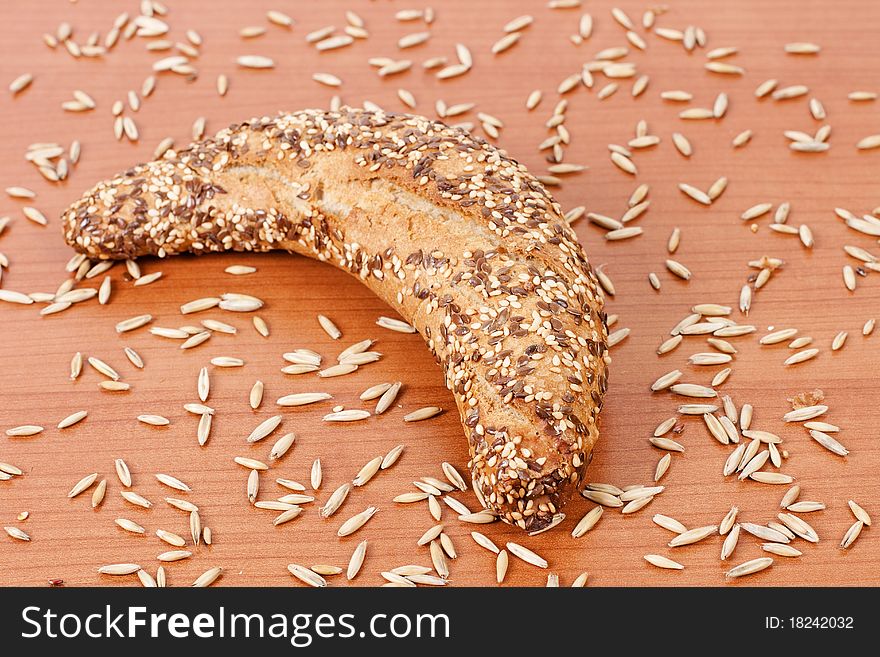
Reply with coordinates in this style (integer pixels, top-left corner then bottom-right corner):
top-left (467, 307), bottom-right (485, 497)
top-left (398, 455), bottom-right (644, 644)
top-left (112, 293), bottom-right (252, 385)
top-left (63, 108), bottom-right (609, 532)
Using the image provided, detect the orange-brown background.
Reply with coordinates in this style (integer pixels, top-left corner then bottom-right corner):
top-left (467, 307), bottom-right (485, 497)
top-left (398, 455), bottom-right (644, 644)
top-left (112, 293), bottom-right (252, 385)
top-left (1, 0), bottom-right (879, 586)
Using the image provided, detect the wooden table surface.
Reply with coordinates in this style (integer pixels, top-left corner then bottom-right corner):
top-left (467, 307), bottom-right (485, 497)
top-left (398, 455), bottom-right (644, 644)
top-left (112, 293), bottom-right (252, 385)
top-left (1, 0), bottom-right (879, 587)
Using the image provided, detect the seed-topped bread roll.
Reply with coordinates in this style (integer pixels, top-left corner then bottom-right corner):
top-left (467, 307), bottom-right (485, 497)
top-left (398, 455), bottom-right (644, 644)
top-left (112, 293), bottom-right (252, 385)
top-left (63, 108), bottom-right (609, 532)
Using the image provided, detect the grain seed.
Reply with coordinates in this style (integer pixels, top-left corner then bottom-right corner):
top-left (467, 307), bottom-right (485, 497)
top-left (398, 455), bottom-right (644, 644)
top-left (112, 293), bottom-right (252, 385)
top-left (840, 520), bottom-right (864, 549)
top-left (417, 524), bottom-right (444, 547)
top-left (266, 432), bottom-right (295, 461)
top-left (495, 550), bottom-right (509, 583)
top-left (337, 339), bottom-right (374, 362)
top-left (371, 381), bottom-right (402, 414)
top-left (246, 469), bottom-right (259, 503)
top-left (773, 85), bottom-right (810, 101)
top-left (784, 349), bottom-right (819, 366)
top-left (55, 410), bottom-right (87, 430)
top-left (234, 457), bottom-right (268, 471)
top-left (750, 472), bottom-right (794, 485)
top-left (155, 473), bottom-right (191, 492)
top-left (506, 542), bottom-right (547, 568)
top-left (651, 369), bottom-right (682, 391)
top-left (381, 444), bottom-right (405, 470)
top-left (700, 413), bottom-right (729, 445)
top-left (804, 421), bottom-right (838, 433)
top-left (121, 491), bottom-right (152, 508)
top-left (414, 481), bottom-right (442, 496)
top-left (114, 518), bottom-right (145, 534)
top-left (672, 132), bottom-right (692, 157)
top-left (720, 523), bottom-right (741, 561)
top-left (739, 450), bottom-right (770, 480)
top-left (785, 42), bottom-right (820, 54)
top-left (353, 457), bottom-right (383, 487)
top-left (610, 151), bottom-right (636, 174)
top-left (247, 415), bottom-right (282, 443)
top-left (650, 436), bottom-right (685, 452)
top-left (653, 514), bottom-right (687, 534)
top-left (712, 368), bottom-right (732, 387)
top-left (1, 290), bottom-right (35, 305)
top-left (155, 550), bottom-right (191, 563)
top-left (394, 492), bottom-right (429, 504)
top-left (783, 405), bottom-right (828, 422)
top-left (622, 496), bottom-right (654, 514)
top-left (0, 462), bottom-right (22, 477)
top-left (312, 72), bottom-right (341, 87)
top-left (276, 392), bottom-right (331, 408)
top-left (360, 382), bottom-right (392, 401)
top-left (441, 462), bottom-right (467, 492)
top-left (669, 525), bottom-right (717, 547)
top-left (644, 554), bottom-right (683, 570)
top-left (777, 513), bottom-right (819, 542)
top-left (181, 298), bottom-right (220, 314)
top-left (443, 496), bottom-right (470, 516)
top-left (22, 206), bottom-right (47, 227)
top-left (607, 327), bottom-right (631, 347)
top-left (191, 566), bottom-right (222, 588)
top-left (114, 458), bottom-right (132, 487)
top-left (272, 507), bottom-right (303, 526)
top-left (237, 55), bottom-right (274, 69)
top-left (723, 444), bottom-right (747, 477)
top-left (404, 406), bottom-right (442, 422)
top-left (317, 363), bottom-right (358, 378)
top-left (180, 331), bottom-right (211, 349)
top-left (99, 564), bottom-right (141, 576)
top-left (809, 429), bottom-right (849, 456)
top-left (90, 479), bottom-right (107, 508)
top-left (218, 294), bottom-right (262, 312)
top-left (337, 506), bottom-right (378, 537)
top-left (492, 32), bottom-right (521, 55)
top-left (679, 108), bottom-right (715, 120)
top-left (761, 328), bottom-right (799, 345)
top-left (759, 544), bottom-right (801, 559)
top-left (254, 500), bottom-right (296, 512)
top-left (582, 490), bottom-right (623, 507)
top-left (197, 413), bottom-right (212, 447)
top-left (571, 506), bottom-right (604, 538)
top-left (661, 90), bottom-right (693, 101)
top-left (742, 522), bottom-right (791, 543)
top-left (9, 73), bottom-right (33, 95)
top-left (323, 409), bottom-right (370, 422)
top-left (187, 511), bottom-right (201, 546)
top-left (138, 415), bottom-right (169, 427)
top-left (68, 472), bottom-right (98, 498)
top-left (719, 507), bottom-right (739, 536)
top-left (726, 557), bottom-right (773, 578)
top-left (657, 335), bottom-right (683, 355)
top-left (679, 404), bottom-right (719, 415)
top-left (732, 129), bottom-right (753, 147)
top-left (115, 314), bottom-right (153, 333)
top-left (320, 483), bottom-right (352, 519)
top-left (210, 356), bottom-right (244, 367)
top-left (278, 493), bottom-right (314, 505)
top-left (671, 383), bottom-right (717, 398)
top-left (786, 501), bottom-right (826, 513)
top-left (458, 512), bottom-right (496, 524)
top-left (666, 259), bottom-right (692, 280)
top-left (679, 183), bottom-right (711, 205)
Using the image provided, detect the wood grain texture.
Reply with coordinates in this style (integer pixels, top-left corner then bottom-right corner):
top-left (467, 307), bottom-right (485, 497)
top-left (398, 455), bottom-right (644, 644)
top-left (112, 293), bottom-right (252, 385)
top-left (1, 0), bottom-right (879, 587)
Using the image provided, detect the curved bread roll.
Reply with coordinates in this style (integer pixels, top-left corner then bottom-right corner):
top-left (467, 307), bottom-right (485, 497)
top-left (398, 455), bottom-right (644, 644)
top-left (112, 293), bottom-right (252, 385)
top-left (63, 109), bottom-right (609, 532)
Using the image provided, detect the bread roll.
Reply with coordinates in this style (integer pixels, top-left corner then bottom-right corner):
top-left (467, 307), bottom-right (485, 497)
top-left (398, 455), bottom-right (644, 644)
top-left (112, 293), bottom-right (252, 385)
top-left (63, 108), bottom-right (609, 532)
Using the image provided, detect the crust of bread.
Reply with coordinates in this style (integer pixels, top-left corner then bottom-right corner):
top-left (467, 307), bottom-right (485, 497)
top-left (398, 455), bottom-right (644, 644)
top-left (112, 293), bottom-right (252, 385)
top-left (63, 108), bottom-right (609, 531)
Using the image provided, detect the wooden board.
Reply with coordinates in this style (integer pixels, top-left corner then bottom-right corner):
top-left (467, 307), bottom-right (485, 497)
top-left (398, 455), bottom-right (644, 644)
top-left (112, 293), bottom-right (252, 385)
top-left (1, 0), bottom-right (878, 587)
